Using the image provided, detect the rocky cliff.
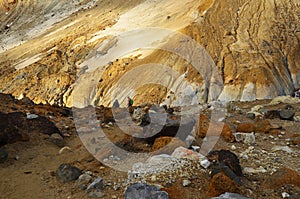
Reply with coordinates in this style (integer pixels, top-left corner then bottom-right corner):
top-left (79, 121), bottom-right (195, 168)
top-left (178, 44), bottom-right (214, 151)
top-left (0, 0), bottom-right (299, 107)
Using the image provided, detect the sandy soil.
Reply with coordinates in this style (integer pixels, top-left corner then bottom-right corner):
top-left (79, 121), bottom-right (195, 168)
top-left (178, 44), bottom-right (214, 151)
top-left (0, 95), bottom-right (299, 199)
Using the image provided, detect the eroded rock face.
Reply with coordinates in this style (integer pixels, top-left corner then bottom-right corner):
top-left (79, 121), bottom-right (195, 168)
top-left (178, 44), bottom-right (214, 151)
top-left (0, 0), bottom-right (299, 107)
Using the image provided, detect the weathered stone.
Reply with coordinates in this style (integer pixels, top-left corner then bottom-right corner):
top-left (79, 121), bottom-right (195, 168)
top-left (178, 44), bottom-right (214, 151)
top-left (56, 163), bottom-right (82, 182)
top-left (124, 183), bottom-right (169, 199)
top-left (182, 179), bottom-right (191, 187)
top-left (50, 133), bottom-right (65, 147)
top-left (212, 192), bottom-right (249, 199)
top-left (171, 146), bottom-right (205, 160)
top-left (234, 132), bottom-right (255, 145)
top-left (26, 113), bottom-right (39, 119)
top-left (207, 150), bottom-right (243, 177)
top-left (87, 177), bottom-right (104, 192)
top-left (243, 167), bottom-right (267, 174)
top-left (88, 190), bottom-right (105, 198)
top-left (78, 173), bottom-right (92, 184)
top-left (279, 109), bottom-right (295, 120)
top-left (0, 148), bottom-right (8, 163)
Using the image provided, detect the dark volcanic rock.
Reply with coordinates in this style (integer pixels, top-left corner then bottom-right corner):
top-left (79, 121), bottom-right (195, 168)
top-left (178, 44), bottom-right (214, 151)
top-left (124, 183), bottom-right (169, 199)
top-left (0, 111), bottom-right (62, 146)
top-left (208, 150), bottom-right (243, 177)
top-left (0, 112), bottom-right (29, 146)
top-left (279, 109), bottom-right (295, 120)
top-left (0, 148), bottom-right (8, 163)
top-left (56, 163), bottom-right (82, 182)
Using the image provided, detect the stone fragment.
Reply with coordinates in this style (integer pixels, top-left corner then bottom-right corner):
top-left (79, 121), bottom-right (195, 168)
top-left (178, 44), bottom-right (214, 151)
top-left (87, 177), bottom-right (104, 192)
top-left (59, 146), bottom-right (72, 155)
top-left (271, 146), bottom-right (294, 154)
top-left (26, 113), bottom-right (39, 119)
top-left (171, 146), bottom-right (205, 160)
top-left (236, 123), bottom-right (254, 133)
top-left (56, 163), bottom-right (82, 182)
top-left (78, 173), bottom-right (92, 184)
top-left (281, 192), bottom-right (290, 198)
top-left (182, 179), bottom-right (191, 187)
top-left (200, 159), bottom-right (211, 169)
top-left (279, 109), bottom-right (295, 120)
top-left (243, 167), bottom-right (267, 174)
top-left (50, 133), bottom-right (65, 147)
top-left (234, 132), bottom-right (255, 145)
top-left (208, 172), bottom-right (239, 197)
top-left (88, 190), bottom-right (105, 198)
top-left (124, 183), bottom-right (169, 199)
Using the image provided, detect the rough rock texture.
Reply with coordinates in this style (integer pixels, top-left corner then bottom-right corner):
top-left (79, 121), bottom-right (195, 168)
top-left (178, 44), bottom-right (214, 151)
top-left (0, 0), bottom-right (300, 107)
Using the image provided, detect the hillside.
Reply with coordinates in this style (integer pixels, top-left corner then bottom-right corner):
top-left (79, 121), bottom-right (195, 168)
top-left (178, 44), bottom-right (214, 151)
top-left (0, 0), bottom-right (299, 107)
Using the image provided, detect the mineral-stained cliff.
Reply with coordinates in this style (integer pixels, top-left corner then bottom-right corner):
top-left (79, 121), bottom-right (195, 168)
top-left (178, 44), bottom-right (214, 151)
top-left (0, 0), bottom-right (299, 107)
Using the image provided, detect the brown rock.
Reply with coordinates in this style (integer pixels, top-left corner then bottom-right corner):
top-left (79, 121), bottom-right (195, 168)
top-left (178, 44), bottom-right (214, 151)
top-left (263, 168), bottom-right (300, 188)
top-left (207, 172), bottom-right (239, 197)
top-left (197, 114), bottom-right (235, 142)
top-left (152, 137), bottom-right (186, 155)
top-left (291, 134), bottom-right (300, 145)
top-left (254, 119), bottom-right (271, 133)
top-left (220, 123), bottom-right (235, 143)
top-left (236, 123), bottom-right (254, 133)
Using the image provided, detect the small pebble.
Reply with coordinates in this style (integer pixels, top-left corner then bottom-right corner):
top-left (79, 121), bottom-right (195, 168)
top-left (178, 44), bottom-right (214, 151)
top-left (231, 145), bottom-right (237, 150)
top-left (200, 159), bottom-right (210, 169)
top-left (281, 192), bottom-right (290, 198)
top-left (182, 179), bottom-right (191, 187)
top-left (59, 146), bottom-right (72, 155)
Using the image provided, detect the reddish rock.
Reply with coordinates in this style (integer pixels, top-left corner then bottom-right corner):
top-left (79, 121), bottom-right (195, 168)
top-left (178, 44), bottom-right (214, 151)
top-left (220, 123), bottom-right (235, 143)
top-left (152, 137), bottom-right (186, 154)
top-left (236, 123), bottom-right (254, 133)
top-left (197, 114), bottom-right (235, 142)
top-left (207, 172), bottom-right (239, 197)
top-left (197, 114), bottom-right (210, 138)
top-left (291, 134), bottom-right (300, 145)
top-left (254, 119), bottom-right (271, 133)
top-left (263, 168), bottom-right (300, 188)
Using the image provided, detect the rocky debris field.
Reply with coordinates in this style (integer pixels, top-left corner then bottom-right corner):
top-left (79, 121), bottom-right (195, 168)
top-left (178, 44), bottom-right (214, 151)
top-left (0, 93), bottom-right (299, 198)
